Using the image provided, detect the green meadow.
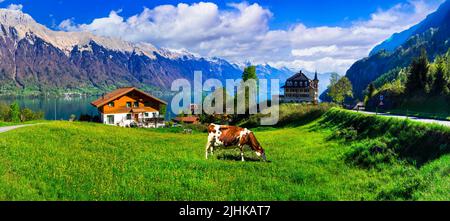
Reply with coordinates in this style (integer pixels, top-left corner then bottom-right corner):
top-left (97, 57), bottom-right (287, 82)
top-left (0, 109), bottom-right (448, 200)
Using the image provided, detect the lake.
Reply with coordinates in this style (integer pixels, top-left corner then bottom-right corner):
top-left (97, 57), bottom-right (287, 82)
top-left (0, 90), bottom-right (279, 121)
top-left (0, 95), bottom-right (175, 120)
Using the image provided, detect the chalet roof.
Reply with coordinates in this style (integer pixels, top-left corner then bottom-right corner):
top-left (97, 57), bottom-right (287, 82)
top-left (174, 116), bottom-right (200, 123)
top-left (287, 71), bottom-right (310, 81)
top-left (91, 87), bottom-right (167, 108)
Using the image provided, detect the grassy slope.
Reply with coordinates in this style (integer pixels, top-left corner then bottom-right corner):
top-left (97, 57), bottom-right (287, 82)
top-left (0, 119), bottom-right (448, 200)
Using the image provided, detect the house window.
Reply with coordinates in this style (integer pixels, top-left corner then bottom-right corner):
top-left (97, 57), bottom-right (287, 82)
top-left (107, 115), bottom-right (114, 124)
top-left (294, 81), bottom-right (298, 86)
top-left (133, 101), bottom-right (139, 108)
top-left (145, 113), bottom-right (149, 117)
top-left (108, 102), bottom-right (114, 107)
top-left (126, 114), bottom-right (132, 120)
top-left (126, 102), bottom-right (131, 108)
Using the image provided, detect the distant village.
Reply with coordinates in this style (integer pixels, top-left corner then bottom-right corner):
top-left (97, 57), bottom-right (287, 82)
top-left (90, 70), bottom-right (320, 128)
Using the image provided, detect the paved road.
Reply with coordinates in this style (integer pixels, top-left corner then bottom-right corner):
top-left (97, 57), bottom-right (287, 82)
top-left (0, 124), bottom-right (37, 133)
top-left (354, 111), bottom-right (450, 127)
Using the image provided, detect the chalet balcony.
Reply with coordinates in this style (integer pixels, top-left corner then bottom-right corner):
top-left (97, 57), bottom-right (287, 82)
top-left (132, 115), bottom-right (165, 128)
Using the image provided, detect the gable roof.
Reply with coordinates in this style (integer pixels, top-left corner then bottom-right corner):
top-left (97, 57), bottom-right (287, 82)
top-left (91, 87), bottom-right (167, 108)
top-left (174, 116), bottom-right (200, 123)
top-left (287, 71), bottom-right (310, 81)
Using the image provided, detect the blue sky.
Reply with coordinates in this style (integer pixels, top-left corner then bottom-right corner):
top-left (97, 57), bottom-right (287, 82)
top-left (0, 0), bottom-right (445, 73)
top-left (1, 0), bottom-right (419, 29)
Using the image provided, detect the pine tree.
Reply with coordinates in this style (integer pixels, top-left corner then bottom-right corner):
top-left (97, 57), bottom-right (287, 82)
top-left (239, 66), bottom-right (258, 117)
top-left (433, 56), bottom-right (446, 95)
top-left (406, 49), bottom-right (429, 95)
top-left (242, 66), bottom-right (257, 81)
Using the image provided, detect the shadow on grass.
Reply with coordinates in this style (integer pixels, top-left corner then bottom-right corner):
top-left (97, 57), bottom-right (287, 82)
top-left (215, 152), bottom-right (270, 163)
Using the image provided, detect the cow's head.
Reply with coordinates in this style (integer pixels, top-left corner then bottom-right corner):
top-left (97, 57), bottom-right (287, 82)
top-left (255, 148), bottom-right (267, 161)
top-left (247, 132), bottom-right (267, 162)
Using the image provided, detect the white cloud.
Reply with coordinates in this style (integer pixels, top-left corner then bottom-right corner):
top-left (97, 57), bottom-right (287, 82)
top-left (7, 4), bottom-right (23, 11)
top-left (58, 18), bottom-right (78, 31)
top-left (59, 0), bottom-right (443, 74)
top-left (292, 46), bottom-right (339, 57)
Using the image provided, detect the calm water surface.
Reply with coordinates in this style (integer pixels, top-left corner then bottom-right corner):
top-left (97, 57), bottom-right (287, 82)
top-left (0, 95), bottom-right (175, 120)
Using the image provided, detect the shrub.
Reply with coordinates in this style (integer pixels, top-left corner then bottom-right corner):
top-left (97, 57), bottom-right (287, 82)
top-left (20, 108), bottom-right (44, 121)
top-left (10, 102), bottom-right (20, 123)
top-left (69, 114), bottom-right (77, 122)
top-left (78, 114), bottom-right (101, 123)
top-left (182, 123), bottom-right (208, 133)
top-left (0, 102), bottom-right (9, 121)
top-left (79, 114), bottom-right (92, 122)
top-left (330, 126), bottom-right (358, 141)
top-left (165, 121), bottom-right (174, 127)
top-left (345, 139), bottom-right (397, 169)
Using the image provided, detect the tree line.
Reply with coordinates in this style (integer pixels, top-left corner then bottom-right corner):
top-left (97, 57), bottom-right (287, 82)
top-left (0, 101), bottom-right (44, 123)
top-left (364, 48), bottom-right (450, 103)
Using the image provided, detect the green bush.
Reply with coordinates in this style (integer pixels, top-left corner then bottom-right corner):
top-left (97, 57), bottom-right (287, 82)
top-left (0, 102), bottom-right (10, 121)
top-left (345, 139), bottom-right (397, 169)
top-left (20, 108), bottom-right (44, 121)
top-left (10, 102), bottom-right (20, 123)
top-left (330, 126), bottom-right (358, 141)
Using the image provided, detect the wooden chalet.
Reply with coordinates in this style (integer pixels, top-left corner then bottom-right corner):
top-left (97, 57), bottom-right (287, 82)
top-left (91, 87), bottom-right (167, 128)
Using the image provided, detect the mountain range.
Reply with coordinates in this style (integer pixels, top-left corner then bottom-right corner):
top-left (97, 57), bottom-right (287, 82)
top-left (0, 8), bottom-right (320, 96)
top-left (321, 0), bottom-right (450, 101)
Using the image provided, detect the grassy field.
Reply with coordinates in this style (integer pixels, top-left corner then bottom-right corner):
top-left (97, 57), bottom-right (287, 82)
top-left (0, 112), bottom-right (448, 200)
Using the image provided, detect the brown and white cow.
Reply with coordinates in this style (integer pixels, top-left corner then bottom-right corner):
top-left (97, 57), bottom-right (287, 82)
top-left (205, 123), bottom-right (267, 162)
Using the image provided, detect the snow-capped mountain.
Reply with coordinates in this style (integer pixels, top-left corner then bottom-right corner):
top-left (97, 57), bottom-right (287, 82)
top-left (0, 9), bottom-right (294, 95)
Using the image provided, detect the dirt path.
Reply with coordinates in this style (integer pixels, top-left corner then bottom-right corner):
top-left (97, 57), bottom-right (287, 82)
top-left (0, 124), bottom-right (38, 133)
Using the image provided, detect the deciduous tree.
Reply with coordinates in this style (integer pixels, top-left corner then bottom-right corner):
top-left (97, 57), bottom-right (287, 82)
top-left (328, 76), bottom-right (353, 105)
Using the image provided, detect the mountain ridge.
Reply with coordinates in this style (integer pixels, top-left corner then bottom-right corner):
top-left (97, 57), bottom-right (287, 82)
top-left (0, 8), bottom-right (336, 96)
top-left (322, 0), bottom-right (450, 101)
top-left (370, 0), bottom-right (450, 56)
